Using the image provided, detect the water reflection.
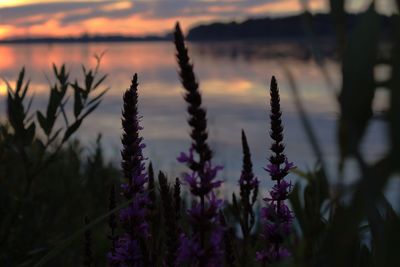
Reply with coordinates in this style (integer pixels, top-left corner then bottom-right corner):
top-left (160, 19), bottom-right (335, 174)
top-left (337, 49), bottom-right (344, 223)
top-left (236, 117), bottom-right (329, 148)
top-left (0, 42), bottom-right (386, 188)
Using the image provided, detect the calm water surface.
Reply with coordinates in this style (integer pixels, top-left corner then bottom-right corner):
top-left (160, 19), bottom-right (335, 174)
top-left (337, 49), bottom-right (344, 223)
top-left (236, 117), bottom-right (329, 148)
top-left (0, 42), bottom-right (395, 198)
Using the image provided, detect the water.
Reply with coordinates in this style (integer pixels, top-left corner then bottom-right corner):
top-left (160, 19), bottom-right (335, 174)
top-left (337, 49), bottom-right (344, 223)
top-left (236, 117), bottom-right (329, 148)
top-left (0, 41), bottom-right (394, 198)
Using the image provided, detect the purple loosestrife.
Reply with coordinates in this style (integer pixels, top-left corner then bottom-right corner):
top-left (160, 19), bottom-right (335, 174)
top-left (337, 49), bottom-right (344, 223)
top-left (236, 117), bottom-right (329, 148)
top-left (108, 74), bottom-right (149, 267)
top-left (238, 130), bottom-right (259, 238)
top-left (174, 22), bottom-right (225, 267)
top-left (256, 76), bottom-right (295, 265)
top-left (236, 130), bottom-right (259, 265)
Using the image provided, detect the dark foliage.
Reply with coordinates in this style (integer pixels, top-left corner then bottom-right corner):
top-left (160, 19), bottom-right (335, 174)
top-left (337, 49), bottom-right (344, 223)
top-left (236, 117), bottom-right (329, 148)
top-left (83, 217), bottom-right (93, 267)
top-left (0, 63), bottom-right (112, 266)
top-left (158, 172), bottom-right (180, 267)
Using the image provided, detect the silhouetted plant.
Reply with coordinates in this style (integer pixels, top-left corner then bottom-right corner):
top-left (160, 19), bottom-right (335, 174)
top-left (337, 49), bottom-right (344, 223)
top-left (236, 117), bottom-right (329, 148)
top-left (108, 74), bottom-right (150, 266)
top-left (231, 129), bottom-right (259, 265)
top-left (0, 61), bottom-right (109, 266)
top-left (147, 162), bottom-right (156, 211)
top-left (220, 212), bottom-right (238, 267)
top-left (108, 185), bottom-right (117, 260)
top-left (256, 77), bottom-right (295, 264)
top-left (159, 171), bottom-right (180, 267)
top-left (83, 217), bottom-right (93, 267)
top-left (174, 22), bottom-right (225, 266)
top-left (174, 177), bottom-right (181, 222)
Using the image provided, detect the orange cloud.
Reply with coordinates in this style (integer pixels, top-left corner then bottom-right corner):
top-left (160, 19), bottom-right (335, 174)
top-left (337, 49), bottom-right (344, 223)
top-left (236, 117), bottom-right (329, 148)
top-left (247, 0), bottom-right (327, 15)
top-left (0, 10), bottom-right (216, 39)
top-left (80, 15), bottom-right (212, 36)
top-left (208, 5), bottom-right (238, 13)
top-left (0, 0), bottom-right (332, 40)
top-left (0, 25), bottom-right (13, 39)
top-left (0, 0), bottom-right (105, 8)
top-left (101, 1), bottom-right (133, 12)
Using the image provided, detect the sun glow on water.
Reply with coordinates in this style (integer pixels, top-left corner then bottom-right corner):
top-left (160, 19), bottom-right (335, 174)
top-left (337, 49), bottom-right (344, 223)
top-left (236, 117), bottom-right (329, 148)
top-left (0, 82), bottom-right (8, 96)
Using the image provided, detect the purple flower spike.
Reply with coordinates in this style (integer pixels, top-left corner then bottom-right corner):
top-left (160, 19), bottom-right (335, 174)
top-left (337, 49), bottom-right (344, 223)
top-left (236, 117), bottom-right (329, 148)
top-left (177, 146), bottom-right (195, 163)
top-left (175, 22), bottom-right (225, 267)
top-left (257, 76), bottom-right (295, 265)
top-left (109, 74), bottom-right (150, 266)
top-left (108, 234), bottom-right (143, 267)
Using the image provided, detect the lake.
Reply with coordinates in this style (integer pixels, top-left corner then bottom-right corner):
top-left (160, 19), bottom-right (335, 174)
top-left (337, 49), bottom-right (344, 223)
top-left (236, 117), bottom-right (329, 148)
top-left (0, 41), bottom-right (394, 196)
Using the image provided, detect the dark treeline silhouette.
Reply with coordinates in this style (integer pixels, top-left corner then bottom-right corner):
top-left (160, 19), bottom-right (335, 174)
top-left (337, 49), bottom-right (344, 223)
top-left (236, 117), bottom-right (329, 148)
top-left (187, 12), bottom-right (394, 41)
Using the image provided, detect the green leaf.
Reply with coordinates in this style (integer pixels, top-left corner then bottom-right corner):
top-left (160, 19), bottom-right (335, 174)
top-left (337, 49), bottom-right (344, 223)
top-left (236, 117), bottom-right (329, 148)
top-left (231, 193), bottom-right (240, 218)
top-left (62, 119), bottom-right (82, 142)
top-left (46, 88), bottom-right (59, 121)
top-left (92, 74), bottom-right (107, 90)
top-left (52, 63), bottom-right (58, 78)
top-left (23, 122), bottom-right (35, 145)
top-left (25, 95), bottom-right (34, 121)
top-left (7, 88), bottom-right (25, 134)
top-left (289, 183), bottom-right (306, 234)
top-left (36, 111), bottom-right (49, 135)
top-left (21, 79), bottom-right (30, 100)
top-left (73, 87), bottom-right (83, 118)
top-left (84, 70), bottom-right (94, 93)
top-left (15, 67), bottom-right (25, 94)
top-left (48, 128), bottom-right (63, 144)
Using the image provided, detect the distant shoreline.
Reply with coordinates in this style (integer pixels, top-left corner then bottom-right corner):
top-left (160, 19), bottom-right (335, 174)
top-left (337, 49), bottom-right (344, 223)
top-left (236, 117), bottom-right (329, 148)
top-left (0, 12), bottom-right (393, 44)
top-left (0, 36), bottom-right (332, 45)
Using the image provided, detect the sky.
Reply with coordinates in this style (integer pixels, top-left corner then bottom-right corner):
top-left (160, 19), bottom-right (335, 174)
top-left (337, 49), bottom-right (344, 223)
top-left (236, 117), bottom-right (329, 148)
top-left (0, 0), bottom-right (395, 39)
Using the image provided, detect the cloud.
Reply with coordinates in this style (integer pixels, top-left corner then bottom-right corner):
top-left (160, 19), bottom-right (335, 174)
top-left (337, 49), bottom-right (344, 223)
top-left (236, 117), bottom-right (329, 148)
top-left (0, 0), bottom-right (327, 38)
top-left (0, 0), bottom-right (291, 26)
top-left (0, 1), bottom-right (110, 23)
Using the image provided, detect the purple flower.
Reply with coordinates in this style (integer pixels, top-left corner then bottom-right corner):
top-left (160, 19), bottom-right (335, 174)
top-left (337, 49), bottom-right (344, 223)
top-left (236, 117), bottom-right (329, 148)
top-left (109, 74), bottom-right (150, 266)
top-left (177, 147), bottom-right (195, 163)
top-left (175, 23), bottom-right (225, 266)
top-left (177, 234), bottom-right (203, 264)
top-left (176, 131), bottom-right (225, 267)
top-left (187, 193), bottom-right (224, 228)
top-left (183, 170), bottom-right (223, 198)
top-left (238, 174), bottom-right (259, 188)
top-left (256, 247), bottom-right (291, 263)
top-left (177, 190), bottom-right (225, 266)
top-left (119, 194), bottom-right (149, 238)
top-left (257, 76), bottom-right (295, 265)
top-left (264, 159), bottom-right (294, 178)
top-left (267, 180), bottom-right (293, 201)
top-left (177, 227), bottom-right (224, 267)
top-left (108, 234), bottom-right (143, 267)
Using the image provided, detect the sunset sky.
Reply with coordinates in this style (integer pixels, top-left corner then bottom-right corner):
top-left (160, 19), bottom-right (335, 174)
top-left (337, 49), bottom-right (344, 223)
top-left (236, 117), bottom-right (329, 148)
top-left (0, 0), bottom-right (394, 39)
